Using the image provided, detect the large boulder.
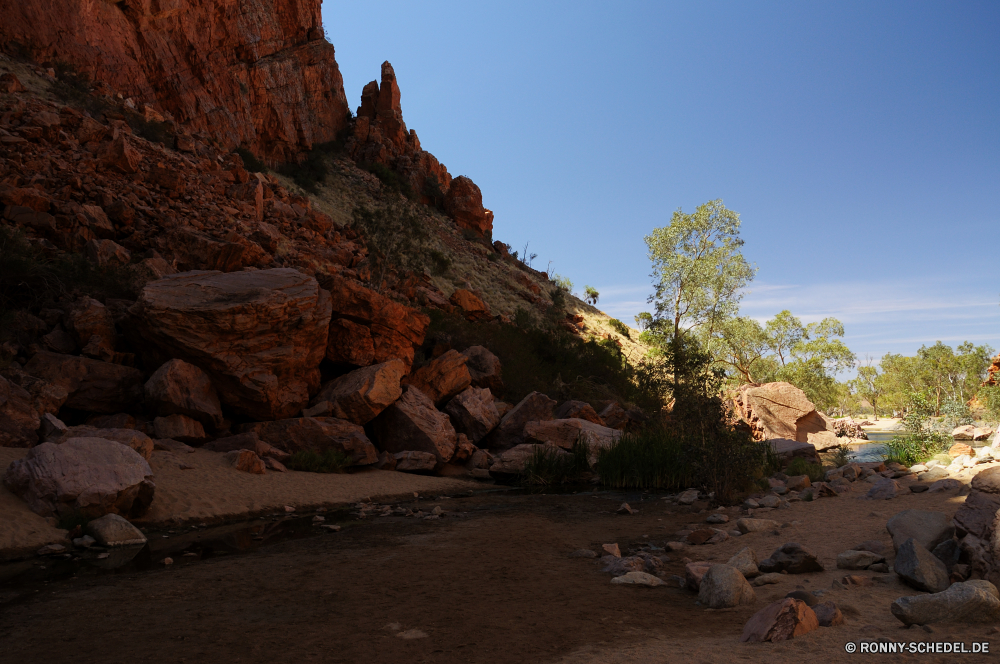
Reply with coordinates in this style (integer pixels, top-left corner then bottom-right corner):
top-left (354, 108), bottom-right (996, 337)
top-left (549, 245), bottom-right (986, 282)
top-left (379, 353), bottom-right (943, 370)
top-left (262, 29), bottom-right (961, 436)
top-left (895, 538), bottom-right (951, 593)
top-left (308, 360), bottom-right (405, 425)
top-left (886, 509), bottom-right (955, 552)
top-left (404, 350), bottom-right (471, 405)
top-left (444, 387), bottom-right (500, 442)
top-left (449, 289), bottom-right (491, 322)
top-left (3, 438), bottom-right (155, 518)
top-left (144, 359), bottom-right (224, 429)
top-left (237, 417), bottom-right (378, 465)
top-left (23, 351), bottom-right (143, 414)
top-left (741, 599), bottom-right (819, 643)
top-left (523, 418), bottom-right (622, 452)
top-left (153, 414), bottom-right (208, 444)
top-left (891, 580), bottom-right (1000, 626)
top-left (370, 386), bottom-right (457, 466)
top-left (952, 470), bottom-right (1000, 586)
top-left (0, 375), bottom-right (40, 447)
top-left (698, 564), bottom-right (756, 608)
top-left (461, 345), bottom-right (502, 393)
top-left (126, 269), bottom-right (332, 421)
top-left (444, 176), bottom-right (492, 235)
top-left (734, 382), bottom-right (831, 442)
top-left (52, 425), bottom-right (153, 460)
top-left (807, 430), bottom-right (842, 452)
top-left (323, 274), bottom-right (429, 369)
top-left (483, 391), bottom-right (557, 450)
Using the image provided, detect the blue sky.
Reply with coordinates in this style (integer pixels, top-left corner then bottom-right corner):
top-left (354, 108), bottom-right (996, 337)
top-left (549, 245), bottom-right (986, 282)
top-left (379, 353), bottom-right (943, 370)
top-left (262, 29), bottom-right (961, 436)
top-left (325, 1), bottom-right (1000, 364)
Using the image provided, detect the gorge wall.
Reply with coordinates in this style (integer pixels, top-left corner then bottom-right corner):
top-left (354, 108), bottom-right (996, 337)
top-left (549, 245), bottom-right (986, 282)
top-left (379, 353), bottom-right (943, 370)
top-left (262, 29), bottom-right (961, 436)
top-left (0, 0), bottom-right (350, 162)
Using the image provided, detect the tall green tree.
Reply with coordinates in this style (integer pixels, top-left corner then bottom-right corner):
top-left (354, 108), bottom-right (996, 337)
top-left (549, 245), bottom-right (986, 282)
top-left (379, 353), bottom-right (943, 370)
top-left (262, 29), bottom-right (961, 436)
top-left (713, 316), bottom-right (776, 384)
top-left (852, 362), bottom-right (886, 420)
top-left (645, 199), bottom-right (756, 344)
top-left (764, 310), bottom-right (806, 367)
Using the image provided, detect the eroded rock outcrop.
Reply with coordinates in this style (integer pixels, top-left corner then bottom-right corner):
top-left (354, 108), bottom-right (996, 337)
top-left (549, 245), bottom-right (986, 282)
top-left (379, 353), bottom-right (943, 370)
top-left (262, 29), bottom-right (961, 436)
top-left (24, 351), bottom-right (143, 414)
top-left (0, 0), bottom-right (350, 161)
top-left (346, 62), bottom-right (493, 236)
top-left (127, 269), bottom-right (332, 421)
top-left (237, 417), bottom-right (377, 465)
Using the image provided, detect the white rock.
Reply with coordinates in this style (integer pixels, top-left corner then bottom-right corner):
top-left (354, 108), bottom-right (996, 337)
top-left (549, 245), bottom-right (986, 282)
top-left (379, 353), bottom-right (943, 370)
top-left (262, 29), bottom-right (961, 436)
top-left (611, 571), bottom-right (665, 587)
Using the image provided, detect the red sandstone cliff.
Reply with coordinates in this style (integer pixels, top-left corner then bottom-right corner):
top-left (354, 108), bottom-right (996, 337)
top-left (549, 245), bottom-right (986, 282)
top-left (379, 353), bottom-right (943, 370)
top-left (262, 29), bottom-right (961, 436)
top-left (0, 0), bottom-right (350, 162)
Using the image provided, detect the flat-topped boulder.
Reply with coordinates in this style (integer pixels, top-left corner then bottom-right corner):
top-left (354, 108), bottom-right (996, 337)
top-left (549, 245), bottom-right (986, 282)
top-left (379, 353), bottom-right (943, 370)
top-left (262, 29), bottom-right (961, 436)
top-left (52, 425), bottom-right (154, 460)
top-left (444, 387), bottom-right (500, 442)
top-left (127, 269), bottom-right (332, 421)
top-left (523, 418), bottom-right (621, 451)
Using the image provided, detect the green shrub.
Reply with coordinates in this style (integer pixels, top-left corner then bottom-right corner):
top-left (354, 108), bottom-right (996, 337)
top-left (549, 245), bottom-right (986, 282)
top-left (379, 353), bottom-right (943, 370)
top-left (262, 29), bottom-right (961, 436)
top-left (285, 449), bottom-right (353, 473)
top-left (552, 274), bottom-right (573, 293)
top-left (882, 395), bottom-right (952, 465)
top-left (424, 309), bottom-right (670, 412)
top-left (521, 440), bottom-right (591, 485)
top-left (785, 457), bottom-right (824, 482)
top-left (364, 162), bottom-right (413, 199)
top-left (830, 444), bottom-right (852, 468)
top-left (429, 250), bottom-right (451, 276)
top-left (351, 203), bottom-right (431, 290)
top-left (608, 318), bottom-right (631, 339)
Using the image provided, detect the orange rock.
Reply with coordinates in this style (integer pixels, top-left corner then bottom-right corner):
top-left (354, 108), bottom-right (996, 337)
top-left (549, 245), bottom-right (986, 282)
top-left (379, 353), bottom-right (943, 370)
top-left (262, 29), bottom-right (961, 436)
top-left (226, 449), bottom-right (266, 475)
top-left (449, 289), bottom-right (491, 321)
top-left (445, 176), bottom-right (492, 236)
top-left (404, 350), bottom-right (472, 406)
top-left (949, 442), bottom-right (974, 458)
top-left (0, 72), bottom-right (25, 93)
top-left (127, 269), bottom-right (332, 421)
top-left (324, 274), bottom-right (429, 368)
top-left (741, 599), bottom-right (819, 643)
top-left (99, 136), bottom-right (143, 174)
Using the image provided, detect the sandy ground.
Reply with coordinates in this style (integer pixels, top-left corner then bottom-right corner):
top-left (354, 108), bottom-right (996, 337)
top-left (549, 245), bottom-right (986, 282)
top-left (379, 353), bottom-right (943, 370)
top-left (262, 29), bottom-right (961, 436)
top-left (0, 466), bottom-right (996, 664)
top-left (0, 447), bottom-right (478, 558)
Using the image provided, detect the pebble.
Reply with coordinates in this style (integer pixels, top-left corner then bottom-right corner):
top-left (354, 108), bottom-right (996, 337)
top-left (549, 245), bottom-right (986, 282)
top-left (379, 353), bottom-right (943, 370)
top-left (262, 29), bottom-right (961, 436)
top-left (284, 506), bottom-right (295, 513)
top-left (163, 557), bottom-right (174, 565)
top-left (321, 525), bottom-right (341, 531)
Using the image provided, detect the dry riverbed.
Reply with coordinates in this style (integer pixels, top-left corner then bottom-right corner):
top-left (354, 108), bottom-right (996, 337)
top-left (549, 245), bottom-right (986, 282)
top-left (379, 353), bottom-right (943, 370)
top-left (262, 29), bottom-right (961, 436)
top-left (1, 462), bottom-right (997, 664)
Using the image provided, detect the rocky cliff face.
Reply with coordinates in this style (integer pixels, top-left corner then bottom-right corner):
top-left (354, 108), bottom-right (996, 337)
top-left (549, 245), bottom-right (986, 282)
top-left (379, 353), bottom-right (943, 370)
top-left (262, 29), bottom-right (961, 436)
top-left (0, 0), bottom-right (349, 162)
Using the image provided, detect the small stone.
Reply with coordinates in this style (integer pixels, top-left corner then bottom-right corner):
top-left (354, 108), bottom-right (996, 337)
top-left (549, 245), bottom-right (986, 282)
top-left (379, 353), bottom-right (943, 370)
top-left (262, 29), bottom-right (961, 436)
top-left (678, 489), bottom-right (699, 505)
top-left (836, 549), bottom-right (885, 570)
top-left (312, 515), bottom-right (325, 522)
top-left (727, 547), bottom-right (760, 578)
top-left (752, 573), bottom-right (784, 586)
top-left (841, 575), bottom-right (873, 587)
top-left (611, 571), bottom-right (665, 587)
top-left (759, 543), bottom-right (824, 574)
top-left (865, 477), bottom-right (901, 500)
top-left (284, 506), bottom-right (295, 513)
top-left (736, 518), bottom-right (780, 534)
top-left (740, 598), bottom-right (819, 642)
top-left (617, 502), bottom-right (636, 515)
top-left (602, 543), bottom-right (621, 558)
top-left (86, 513), bottom-right (147, 547)
top-left (163, 557), bottom-right (174, 565)
top-left (665, 541), bottom-right (685, 552)
top-left (37, 544), bottom-right (66, 556)
top-left (321, 525), bottom-right (341, 531)
top-left (813, 601), bottom-right (844, 627)
top-left (706, 513), bottom-right (729, 524)
top-left (698, 564), bottom-right (756, 608)
top-left (910, 484), bottom-right (929, 493)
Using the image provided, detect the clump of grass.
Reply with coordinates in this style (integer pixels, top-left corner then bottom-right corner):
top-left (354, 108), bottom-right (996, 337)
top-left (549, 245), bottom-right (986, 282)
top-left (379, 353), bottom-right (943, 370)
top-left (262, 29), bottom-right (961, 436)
top-left (830, 444), bottom-right (852, 468)
top-left (364, 162), bottom-right (414, 199)
top-left (608, 318), bottom-right (631, 339)
top-left (785, 457), bottom-right (825, 482)
top-left (285, 449), bottom-right (353, 473)
top-left (521, 440), bottom-right (592, 485)
top-left (429, 250), bottom-right (451, 276)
